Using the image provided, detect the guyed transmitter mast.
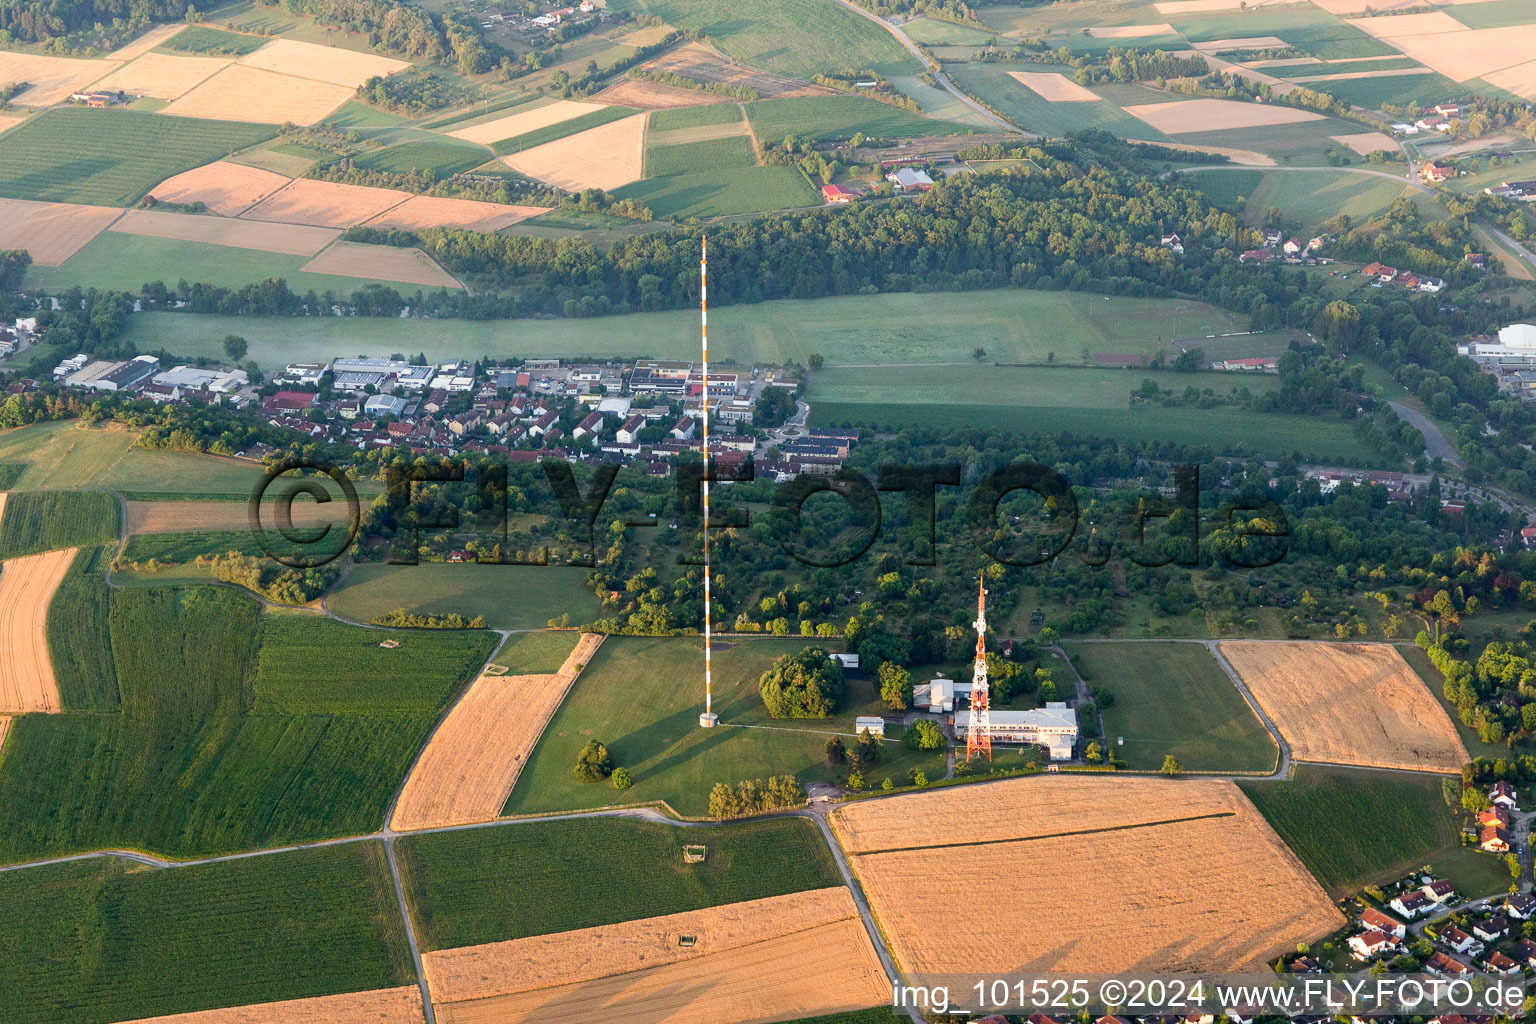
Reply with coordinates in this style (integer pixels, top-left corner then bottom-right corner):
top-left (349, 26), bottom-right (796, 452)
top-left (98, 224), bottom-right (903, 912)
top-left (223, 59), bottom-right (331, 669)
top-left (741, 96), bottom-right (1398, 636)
top-left (965, 573), bottom-right (992, 761)
top-left (699, 236), bottom-right (718, 729)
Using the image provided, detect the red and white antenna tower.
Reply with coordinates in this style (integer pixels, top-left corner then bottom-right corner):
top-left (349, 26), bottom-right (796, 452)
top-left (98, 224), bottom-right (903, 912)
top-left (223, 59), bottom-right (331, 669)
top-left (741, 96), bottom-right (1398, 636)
top-left (965, 573), bottom-right (991, 761)
top-left (699, 236), bottom-right (718, 729)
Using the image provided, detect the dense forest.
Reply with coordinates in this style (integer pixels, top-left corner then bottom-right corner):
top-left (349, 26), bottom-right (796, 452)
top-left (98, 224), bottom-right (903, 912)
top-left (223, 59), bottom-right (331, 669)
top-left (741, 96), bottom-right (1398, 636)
top-left (0, 0), bottom-right (183, 44)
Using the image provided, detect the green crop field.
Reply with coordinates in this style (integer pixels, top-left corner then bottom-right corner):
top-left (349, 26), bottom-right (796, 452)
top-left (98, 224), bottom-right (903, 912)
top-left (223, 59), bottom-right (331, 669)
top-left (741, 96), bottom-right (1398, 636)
top-left (27, 231), bottom-right (404, 297)
top-left (45, 546), bottom-right (119, 710)
top-left (1187, 169), bottom-right (1411, 232)
top-left (1065, 642), bottom-right (1277, 772)
top-left (354, 138), bottom-right (491, 176)
top-left (159, 25), bottom-right (267, 54)
top-left (122, 288), bottom-right (1255, 371)
top-left (1447, 0), bottom-right (1536, 29)
top-left (645, 135), bottom-right (756, 176)
top-left (0, 489), bottom-right (119, 559)
top-left (490, 629), bottom-right (580, 674)
top-left (611, 0), bottom-right (920, 78)
top-left (744, 95), bottom-right (972, 143)
top-left (325, 101), bottom-right (411, 128)
top-left (648, 104), bottom-right (744, 131)
top-left (1240, 766), bottom-right (1512, 897)
top-left (0, 463), bottom-right (21, 489)
top-left (120, 528), bottom-right (307, 565)
top-left (617, 165), bottom-right (821, 219)
top-left (813, 400), bottom-right (1380, 464)
top-left (492, 105), bottom-right (639, 155)
top-left (0, 420), bottom-right (278, 498)
top-left (503, 635), bottom-right (946, 817)
top-left (1186, 168), bottom-right (1264, 208)
top-left (903, 17), bottom-right (995, 45)
top-left (253, 612), bottom-right (496, 714)
top-left (328, 562), bottom-right (602, 630)
top-left (396, 816), bottom-right (841, 950)
top-left (943, 63), bottom-right (1169, 141)
top-left (1170, 117), bottom-right (1370, 165)
top-left (0, 108), bottom-right (274, 206)
top-left (1301, 73), bottom-right (1463, 111)
top-left (889, 74), bottom-right (993, 128)
top-left (0, 584), bottom-right (493, 862)
top-left (0, 842), bottom-right (413, 1024)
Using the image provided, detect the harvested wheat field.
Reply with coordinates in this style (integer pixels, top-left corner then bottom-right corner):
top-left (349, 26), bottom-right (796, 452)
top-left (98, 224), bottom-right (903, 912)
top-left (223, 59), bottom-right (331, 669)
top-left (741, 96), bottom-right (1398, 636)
top-left (145, 161), bottom-right (292, 217)
top-left (0, 112), bottom-right (28, 135)
top-left (1350, 18), bottom-right (1536, 85)
top-left (1088, 23), bottom-right (1175, 38)
top-left (237, 38), bottom-right (409, 87)
top-left (125, 499), bottom-right (344, 535)
top-left (242, 178), bottom-right (411, 228)
top-left (0, 51), bottom-right (115, 106)
top-left (0, 199), bottom-right (122, 266)
top-left (593, 78), bottom-right (733, 109)
top-left (1330, 132), bottom-right (1400, 155)
top-left (1128, 138), bottom-right (1275, 164)
top-left (833, 776), bottom-right (1342, 975)
top-left (1350, 11), bottom-right (1467, 36)
top-left (1219, 642), bottom-right (1467, 772)
top-left (445, 99), bottom-right (607, 145)
top-left (106, 22), bottom-right (186, 61)
top-left (161, 64), bottom-right (355, 125)
top-left (428, 889), bottom-right (888, 1024)
top-left (92, 51), bottom-right (233, 99)
top-left (502, 114), bottom-right (647, 192)
top-left (300, 242), bottom-right (461, 289)
top-left (1293, 66), bottom-right (1436, 83)
top-left (392, 633), bottom-right (603, 831)
top-left (1007, 71), bottom-right (1099, 102)
top-left (364, 195), bottom-right (547, 233)
top-left (1124, 97), bottom-right (1325, 134)
top-left (111, 208), bottom-right (340, 255)
top-left (1156, 0), bottom-right (1296, 10)
top-left (0, 547), bottom-right (76, 714)
top-left (112, 987), bottom-right (426, 1024)
top-left (1480, 61), bottom-right (1536, 102)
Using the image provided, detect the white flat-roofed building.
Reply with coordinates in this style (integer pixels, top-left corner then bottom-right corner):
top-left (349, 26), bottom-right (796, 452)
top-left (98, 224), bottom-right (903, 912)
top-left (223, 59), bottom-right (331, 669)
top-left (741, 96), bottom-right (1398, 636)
top-left (912, 677), bottom-right (975, 713)
top-left (854, 716), bottom-right (885, 738)
top-left (278, 362), bottom-right (328, 386)
top-left (364, 394), bottom-right (407, 418)
top-left (954, 703), bottom-right (1078, 760)
top-left (1501, 324), bottom-right (1536, 349)
top-left (330, 358), bottom-right (433, 392)
top-left (152, 365), bottom-right (248, 394)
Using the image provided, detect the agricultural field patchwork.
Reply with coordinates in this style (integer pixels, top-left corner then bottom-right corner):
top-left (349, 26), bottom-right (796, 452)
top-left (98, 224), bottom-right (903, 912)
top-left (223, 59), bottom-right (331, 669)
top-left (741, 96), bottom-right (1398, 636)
top-left (832, 776), bottom-right (1344, 974)
top-left (0, 489), bottom-right (120, 559)
top-left (0, 198), bottom-right (122, 266)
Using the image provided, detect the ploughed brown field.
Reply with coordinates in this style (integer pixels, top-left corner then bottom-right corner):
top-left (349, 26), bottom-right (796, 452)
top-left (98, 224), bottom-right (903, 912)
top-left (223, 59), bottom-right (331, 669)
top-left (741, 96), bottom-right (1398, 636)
top-left (392, 634), bottom-right (604, 831)
top-left (111, 986), bottom-right (426, 1023)
top-left (0, 547), bottom-right (77, 714)
top-left (832, 776), bottom-right (1343, 974)
top-left (424, 888), bottom-right (889, 1024)
top-left (1219, 642), bottom-right (1468, 772)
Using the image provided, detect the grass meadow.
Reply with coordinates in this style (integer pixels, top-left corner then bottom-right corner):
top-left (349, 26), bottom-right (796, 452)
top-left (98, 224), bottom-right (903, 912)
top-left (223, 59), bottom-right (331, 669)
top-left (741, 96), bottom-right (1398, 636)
top-left (1186, 169), bottom-right (1411, 232)
top-left (1300, 73), bottom-right (1464, 112)
top-left (396, 816), bottom-right (841, 949)
top-left (0, 843), bottom-right (413, 1024)
top-left (159, 25), bottom-right (266, 54)
top-left (0, 420), bottom-right (275, 497)
top-left (648, 104), bottom-right (743, 131)
top-left (502, 636), bottom-right (946, 817)
top-left (354, 138), bottom-right (491, 176)
top-left (645, 135), bottom-right (756, 176)
top-left (943, 63), bottom-right (1169, 141)
top-left (1240, 765), bottom-right (1512, 897)
top-left (889, 74), bottom-right (994, 128)
top-left (1065, 642), bottom-right (1277, 772)
top-left (618, 164), bottom-right (821, 219)
top-left (744, 95), bottom-right (972, 142)
top-left (0, 584), bottom-right (496, 862)
top-left (0, 489), bottom-right (120, 559)
top-left (122, 289), bottom-right (1254, 370)
top-left (0, 108), bottom-right (274, 206)
top-left (490, 629), bottom-right (581, 674)
top-left (611, 0), bottom-right (920, 78)
top-left (328, 561), bottom-right (602, 629)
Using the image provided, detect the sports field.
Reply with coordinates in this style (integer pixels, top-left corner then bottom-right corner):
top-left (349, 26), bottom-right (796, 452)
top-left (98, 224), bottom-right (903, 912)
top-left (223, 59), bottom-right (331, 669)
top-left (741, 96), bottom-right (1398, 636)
top-left (396, 815), bottom-right (841, 949)
top-left (1066, 642), bottom-right (1277, 772)
top-left (327, 562), bottom-right (601, 630)
top-left (0, 108), bottom-right (274, 206)
top-left (833, 776), bottom-right (1342, 973)
top-left (611, 0), bottom-right (921, 78)
top-left (0, 843), bottom-right (414, 1024)
top-left (502, 635), bottom-right (945, 817)
top-left (1241, 765), bottom-right (1513, 897)
top-left (121, 289), bottom-right (1255, 370)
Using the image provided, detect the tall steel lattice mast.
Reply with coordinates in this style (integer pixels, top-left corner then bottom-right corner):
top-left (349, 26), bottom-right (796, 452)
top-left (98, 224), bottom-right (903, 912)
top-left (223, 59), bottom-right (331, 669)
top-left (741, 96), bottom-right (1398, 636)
top-left (965, 573), bottom-right (991, 761)
top-left (699, 237), bottom-right (718, 728)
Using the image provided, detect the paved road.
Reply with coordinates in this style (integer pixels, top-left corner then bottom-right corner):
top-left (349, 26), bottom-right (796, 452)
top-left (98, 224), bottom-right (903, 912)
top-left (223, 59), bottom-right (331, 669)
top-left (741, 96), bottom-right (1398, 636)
top-left (1388, 399), bottom-right (1464, 469)
top-left (1203, 639), bottom-right (1293, 781)
top-left (824, 0), bottom-right (1031, 136)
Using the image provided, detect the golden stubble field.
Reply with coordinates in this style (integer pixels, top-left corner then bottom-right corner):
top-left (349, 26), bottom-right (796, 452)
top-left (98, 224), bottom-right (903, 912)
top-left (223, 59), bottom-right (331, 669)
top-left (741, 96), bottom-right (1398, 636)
top-left (0, 199), bottom-right (122, 266)
top-left (502, 114), bottom-right (647, 192)
top-left (392, 633), bottom-right (604, 831)
top-left (0, 547), bottom-right (77, 714)
top-left (146, 161), bottom-right (292, 217)
top-left (832, 776), bottom-right (1343, 974)
top-left (425, 888), bottom-right (889, 1024)
top-left (113, 987), bottom-right (426, 1023)
top-left (1219, 642), bottom-right (1468, 772)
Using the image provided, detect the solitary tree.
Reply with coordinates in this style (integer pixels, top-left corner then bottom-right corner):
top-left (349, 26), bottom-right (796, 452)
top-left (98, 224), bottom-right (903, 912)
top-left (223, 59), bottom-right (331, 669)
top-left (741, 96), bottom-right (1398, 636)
top-left (824, 734), bottom-right (847, 764)
top-left (1161, 754), bottom-right (1183, 776)
top-left (223, 334), bottom-right (247, 362)
top-left (878, 661), bottom-right (910, 711)
top-left (573, 739), bottom-right (614, 782)
top-left (905, 719), bottom-right (945, 751)
top-left (612, 766), bottom-right (632, 790)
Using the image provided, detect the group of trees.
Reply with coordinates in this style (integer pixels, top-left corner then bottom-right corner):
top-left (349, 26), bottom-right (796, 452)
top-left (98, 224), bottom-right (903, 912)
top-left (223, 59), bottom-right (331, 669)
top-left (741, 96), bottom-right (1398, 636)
top-left (759, 647), bottom-right (844, 718)
top-left (706, 775), bottom-right (805, 819)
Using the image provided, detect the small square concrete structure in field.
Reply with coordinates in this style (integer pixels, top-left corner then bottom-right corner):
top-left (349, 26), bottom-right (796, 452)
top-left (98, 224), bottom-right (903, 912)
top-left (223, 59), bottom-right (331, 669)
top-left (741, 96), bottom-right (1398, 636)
top-left (683, 844), bottom-right (706, 863)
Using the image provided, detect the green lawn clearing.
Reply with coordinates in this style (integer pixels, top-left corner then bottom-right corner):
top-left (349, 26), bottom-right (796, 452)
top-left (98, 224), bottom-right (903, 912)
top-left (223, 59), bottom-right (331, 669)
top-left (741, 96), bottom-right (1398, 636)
top-left (328, 562), bottom-right (602, 630)
top-left (617, 164), bottom-right (821, 219)
top-left (943, 62), bottom-right (1169, 141)
top-left (1187, 169), bottom-right (1412, 232)
top-left (0, 108), bottom-right (274, 206)
top-left (488, 630), bottom-right (581, 674)
top-left (0, 842), bottom-right (413, 1024)
top-left (0, 489), bottom-right (120, 559)
top-left (1240, 765), bottom-right (1513, 897)
top-left (901, 17), bottom-right (997, 46)
top-left (396, 815), bottom-right (841, 950)
top-left (1066, 642), bottom-right (1277, 772)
